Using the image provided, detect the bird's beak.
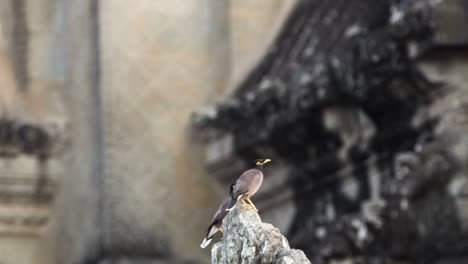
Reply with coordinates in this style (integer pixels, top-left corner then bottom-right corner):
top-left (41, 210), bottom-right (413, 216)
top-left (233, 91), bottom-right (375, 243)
top-left (263, 159), bottom-right (271, 164)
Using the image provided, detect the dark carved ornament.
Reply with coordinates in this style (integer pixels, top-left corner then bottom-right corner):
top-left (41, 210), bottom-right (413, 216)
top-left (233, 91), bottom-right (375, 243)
top-left (192, 0), bottom-right (468, 263)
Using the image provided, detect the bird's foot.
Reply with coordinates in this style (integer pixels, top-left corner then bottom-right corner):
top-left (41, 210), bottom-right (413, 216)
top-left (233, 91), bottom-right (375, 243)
top-left (245, 197), bottom-right (258, 211)
top-left (248, 205), bottom-right (258, 212)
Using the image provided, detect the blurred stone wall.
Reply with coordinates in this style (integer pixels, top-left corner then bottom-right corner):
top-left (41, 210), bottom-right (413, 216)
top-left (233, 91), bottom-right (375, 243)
top-left (0, 0), bottom-right (466, 263)
top-left (228, 0), bottom-right (295, 91)
top-left (0, 0), bottom-right (65, 264)
top-left (98, 1), bottom-right (230, 261)
top-left (0, 0), bottom-right (294, 263)
top-left (96, 1), bottom-right (294, 262)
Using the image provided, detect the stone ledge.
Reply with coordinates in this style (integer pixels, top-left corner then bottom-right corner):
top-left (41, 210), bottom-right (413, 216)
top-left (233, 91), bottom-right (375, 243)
top-left (211, 204), bottom-right (311, 264)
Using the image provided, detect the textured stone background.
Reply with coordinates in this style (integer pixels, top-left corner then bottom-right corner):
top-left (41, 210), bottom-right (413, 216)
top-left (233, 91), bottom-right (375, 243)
top-left (190, 1), bottom-right (468, 263)
top-left (0, 0), bottom-right (294, 263)
top-left (2, 1), bottom-right (466, 263)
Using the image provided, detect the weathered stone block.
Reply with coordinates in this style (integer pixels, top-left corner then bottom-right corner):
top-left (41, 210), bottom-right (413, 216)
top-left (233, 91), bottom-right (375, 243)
top-left (212, 205), bottom-right (310, 264)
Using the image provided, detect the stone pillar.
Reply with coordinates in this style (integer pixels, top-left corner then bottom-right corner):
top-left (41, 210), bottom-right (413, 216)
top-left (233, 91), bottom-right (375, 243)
top-left (50, 0), bottom-right (101, 263)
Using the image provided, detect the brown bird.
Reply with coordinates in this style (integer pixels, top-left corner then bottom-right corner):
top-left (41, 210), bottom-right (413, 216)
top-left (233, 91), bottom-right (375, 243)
top-left (226, 158), bottom-right (271, 212)
top-left (200, 196), bottom-right (232, 248)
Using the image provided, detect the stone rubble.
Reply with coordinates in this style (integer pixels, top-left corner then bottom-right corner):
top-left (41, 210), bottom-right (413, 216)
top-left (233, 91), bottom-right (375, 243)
top-left (211, 205), bottom-right (311, 264)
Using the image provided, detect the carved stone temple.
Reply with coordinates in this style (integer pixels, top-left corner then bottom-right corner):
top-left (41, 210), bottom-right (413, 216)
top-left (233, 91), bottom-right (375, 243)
top-left (192, 0), bottom-right (468, 263)
top-left (0, 0), bottom-right (468, 264)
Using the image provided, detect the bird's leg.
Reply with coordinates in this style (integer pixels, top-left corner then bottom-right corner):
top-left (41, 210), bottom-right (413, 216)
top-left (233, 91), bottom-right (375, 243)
top-left (219, 228), bottom-right (224, 240)
top-left (245, 197), bottom-right (258, 211)
top-left (239, 193), bottom-right (248, 206)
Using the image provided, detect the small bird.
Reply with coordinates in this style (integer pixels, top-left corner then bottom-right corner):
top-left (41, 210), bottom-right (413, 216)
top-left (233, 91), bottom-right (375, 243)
top-left (200, 196), bottom-right (232, 248)
top-left (226, 158), bottom-right (271, 212)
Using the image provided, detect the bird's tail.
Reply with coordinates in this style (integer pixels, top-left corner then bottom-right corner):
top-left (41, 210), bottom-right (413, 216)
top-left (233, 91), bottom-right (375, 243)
top-left (200, 224), bottom-right (219, 248)
top-left (200, 237), bottom-right (212, 249)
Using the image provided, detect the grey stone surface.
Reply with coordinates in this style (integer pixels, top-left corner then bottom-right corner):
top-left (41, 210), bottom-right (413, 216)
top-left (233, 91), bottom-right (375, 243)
top-left (211, 204), bottom-right (310, 264)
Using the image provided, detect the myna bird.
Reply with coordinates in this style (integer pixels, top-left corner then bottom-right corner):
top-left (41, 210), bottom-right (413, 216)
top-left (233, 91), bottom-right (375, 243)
top-left (226, 158), bottom-right (271, 212)
top-left (200, 196), bottom-right (232, 248)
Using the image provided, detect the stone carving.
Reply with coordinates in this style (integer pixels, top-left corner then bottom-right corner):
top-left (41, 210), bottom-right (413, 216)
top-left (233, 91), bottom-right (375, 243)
top-left (192, 0), bottom-right (468, 263)
top-left (0, 17), bottom-right (67, 237)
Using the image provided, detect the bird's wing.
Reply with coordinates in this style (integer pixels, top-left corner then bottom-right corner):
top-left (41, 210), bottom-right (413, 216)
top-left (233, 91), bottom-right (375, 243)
top-left (211, 197), bottom-right (230, 223)
top-left (233, 169), bottom-right (259, 197)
